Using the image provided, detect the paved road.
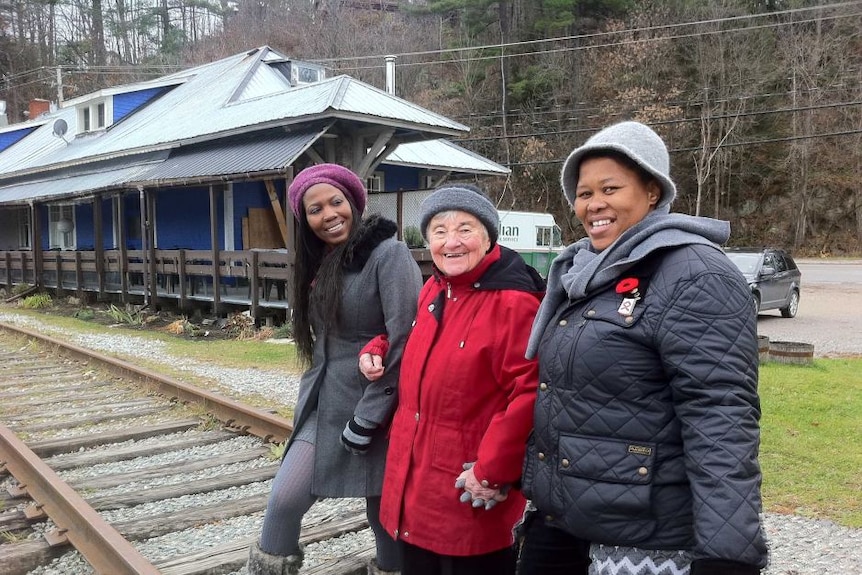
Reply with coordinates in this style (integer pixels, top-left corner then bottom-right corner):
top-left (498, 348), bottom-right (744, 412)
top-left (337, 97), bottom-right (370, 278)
top-left (757, 259), bottom-right (862, 357)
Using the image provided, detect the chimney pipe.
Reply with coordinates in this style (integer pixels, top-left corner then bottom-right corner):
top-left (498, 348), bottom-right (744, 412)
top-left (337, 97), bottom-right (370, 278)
top-left (385, 55), bottom-right (396, 95)
top-left (0, 100), bottom-right (7, 127)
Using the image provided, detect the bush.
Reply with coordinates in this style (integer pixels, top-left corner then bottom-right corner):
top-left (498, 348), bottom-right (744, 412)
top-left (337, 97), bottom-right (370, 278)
top-left (272, 322), bottom-right (293, 340)
top-left (73, 308), bottom-right (95, 321)
top-left (106, 304), bottom-right (143, 326)
top-left (404, 225), bottom-right (425, 248)
top-left (20, 293), bottom-right (53, 309)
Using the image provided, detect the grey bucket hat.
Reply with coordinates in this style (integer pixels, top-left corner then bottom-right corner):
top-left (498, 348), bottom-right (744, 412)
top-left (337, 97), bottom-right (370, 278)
top-left (560, 121), bottom-right (677, 212)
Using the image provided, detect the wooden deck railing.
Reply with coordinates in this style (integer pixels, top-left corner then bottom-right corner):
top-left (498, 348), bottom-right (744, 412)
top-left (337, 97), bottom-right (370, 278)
top-left (1, 247), bottom-right (433, 316)
top-left (0, 249), bottom-right (292, 317)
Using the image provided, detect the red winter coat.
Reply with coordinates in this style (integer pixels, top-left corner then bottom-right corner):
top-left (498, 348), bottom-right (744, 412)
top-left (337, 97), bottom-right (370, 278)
top-left (380, 245), bottom-right (544, 557)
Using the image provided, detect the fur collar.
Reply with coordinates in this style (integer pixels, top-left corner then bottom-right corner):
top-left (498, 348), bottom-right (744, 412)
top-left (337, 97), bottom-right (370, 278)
top-left (345, 215), bottom-right (399, 271)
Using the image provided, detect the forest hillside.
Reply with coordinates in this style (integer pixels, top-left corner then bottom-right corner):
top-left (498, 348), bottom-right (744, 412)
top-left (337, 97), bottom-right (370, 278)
top-left (2, 0), bottom-right (860, 253)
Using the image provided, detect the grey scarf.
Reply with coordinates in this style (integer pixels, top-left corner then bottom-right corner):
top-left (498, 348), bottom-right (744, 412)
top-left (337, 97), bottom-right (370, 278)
top-left (525, 211), bottom-right (730, 359)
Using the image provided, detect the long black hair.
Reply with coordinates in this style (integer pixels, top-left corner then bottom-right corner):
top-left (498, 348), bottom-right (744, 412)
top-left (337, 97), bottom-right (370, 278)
top-left (291, 199), bottom-right (364, 365)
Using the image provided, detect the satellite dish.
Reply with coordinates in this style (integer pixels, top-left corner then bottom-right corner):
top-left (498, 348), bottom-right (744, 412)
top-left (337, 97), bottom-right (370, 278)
top-left (53, 119), bottom-right (68, 137)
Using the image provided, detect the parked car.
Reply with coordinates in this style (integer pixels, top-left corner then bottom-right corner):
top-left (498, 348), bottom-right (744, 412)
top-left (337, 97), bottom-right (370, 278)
top-left (724, 247), bottom-right (802, 318)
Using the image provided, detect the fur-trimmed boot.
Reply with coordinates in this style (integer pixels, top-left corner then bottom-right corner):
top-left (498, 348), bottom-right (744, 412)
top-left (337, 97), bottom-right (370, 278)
top-left (247, 541), bottom-right (304, 575)
top-left (367, 558), bottom-right (400, 575)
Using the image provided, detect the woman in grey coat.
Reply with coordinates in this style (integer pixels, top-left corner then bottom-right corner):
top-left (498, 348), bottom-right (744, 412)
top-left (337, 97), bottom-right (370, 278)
top-left (248, 163), bottom-right (422, 575)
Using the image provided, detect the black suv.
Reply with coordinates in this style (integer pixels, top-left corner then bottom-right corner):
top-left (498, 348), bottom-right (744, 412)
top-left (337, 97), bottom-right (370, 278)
top-left (724, 247), bottom-right (802, 318)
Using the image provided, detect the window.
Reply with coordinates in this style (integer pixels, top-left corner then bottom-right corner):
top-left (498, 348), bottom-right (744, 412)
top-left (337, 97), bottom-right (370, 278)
top-left (17, 208), bottom-right (31, 249)
top-left (49, 204), bottom-right (76, 250)
top-left (366, 172), bottom-right (385, 193)
top-left (536, 225), bottom-right (563, 248)
top-left (77, 98), bottom-right (111, 133)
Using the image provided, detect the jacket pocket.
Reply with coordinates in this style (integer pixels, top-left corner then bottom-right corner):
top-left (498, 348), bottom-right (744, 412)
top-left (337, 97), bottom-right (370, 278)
top-left (554, 434), bottom-right (658, 544)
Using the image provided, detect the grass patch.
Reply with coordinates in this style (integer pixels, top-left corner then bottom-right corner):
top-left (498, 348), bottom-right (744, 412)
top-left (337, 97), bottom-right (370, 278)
top-left (759, 358), bottom-right (862, 527)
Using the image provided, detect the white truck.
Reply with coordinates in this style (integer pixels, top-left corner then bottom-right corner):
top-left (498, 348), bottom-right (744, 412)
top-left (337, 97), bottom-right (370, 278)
top-left (497, 210), bottom-right (564, 277)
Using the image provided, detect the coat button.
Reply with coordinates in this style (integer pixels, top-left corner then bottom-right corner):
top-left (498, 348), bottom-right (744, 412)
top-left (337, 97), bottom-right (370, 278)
top-left (481, 480), bottom-right (489, 487)
top-left (415, 412), bottom-right (420, 421)
top-left (539, 382), bottom-right (548, 391)
top-left (538, 452), bottom-right (545, 461)
top-left (394, 529), bottom-right (399, 537)
top-left (384, 387), bottom-right (394, 395)
top-left (559, 319), bottom-right (568, 326)
top-left (428, 303), bottom-right (435, 312)
top-left (586, 309), bottom-right (596, 317)
top-left (545, 515), bottom-right (554, 522)
top-left (403, 531), bottom-right (409, 537)
top-left (473, 282), bottom-right (481, 288)
top-left (638, 466), bottom-right (649, 476)
top-left (561, 459), bottom-right (570, 468)
top-left (625, 316), bottom-right (634, 324)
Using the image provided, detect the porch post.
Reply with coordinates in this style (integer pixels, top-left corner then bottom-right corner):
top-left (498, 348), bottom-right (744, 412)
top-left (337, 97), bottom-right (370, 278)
top-left (31, 202), bottom-right (43, 289)
top-left (117, 194), bottom-right (129, 302)
top-left (146, 191), bottom-right (158, 308)
top-left (209, 184), bottom-right (222, 315)
top-left (93, 194), bottom-right (105, 300)
top-left (138, 186), bottom-right (149, 306)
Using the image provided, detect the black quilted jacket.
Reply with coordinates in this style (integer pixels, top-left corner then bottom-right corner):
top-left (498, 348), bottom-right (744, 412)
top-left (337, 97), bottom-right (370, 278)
top-left (521, 243), bottom-right (768, 569)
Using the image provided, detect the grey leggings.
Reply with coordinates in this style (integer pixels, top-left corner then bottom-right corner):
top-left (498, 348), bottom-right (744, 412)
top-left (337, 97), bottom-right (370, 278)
top-left (259, 439), bottom-right (401, 571)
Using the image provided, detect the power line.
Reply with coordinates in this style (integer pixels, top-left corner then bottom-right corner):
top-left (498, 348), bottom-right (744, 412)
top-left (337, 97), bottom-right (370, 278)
top-left (450, 81), bottom-right (862, 123)
top-left (457, 100), bottom-right (862, 143)
top-left (503, 128), bottom-right (862, 167)
top-left (314, 1), bottom-right (862, 66)
top-left (332, 10), bottom-right (862, 72)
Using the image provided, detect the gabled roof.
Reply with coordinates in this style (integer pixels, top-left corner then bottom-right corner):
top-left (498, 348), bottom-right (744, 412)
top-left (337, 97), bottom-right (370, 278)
top-left (0, 47), bottom-right (516, 207)
top-left (382, 139), bottom-right (509, 175)
top-left (0, 46), bottom-right (469, 180)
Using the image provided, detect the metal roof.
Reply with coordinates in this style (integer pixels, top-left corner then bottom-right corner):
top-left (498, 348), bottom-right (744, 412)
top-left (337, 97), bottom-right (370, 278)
top-left (0, 163), bottom-right (158, 204)
top-left (382, 139), bottom-right (510, 175)
top-left (136, 128), bottom-right (323, 184)
top-left (0, 47), bottom-right (469, 180)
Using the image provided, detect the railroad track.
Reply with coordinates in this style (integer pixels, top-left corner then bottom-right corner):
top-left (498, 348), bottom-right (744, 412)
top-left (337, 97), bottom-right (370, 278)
top-left (0, 323), bottom-right (375, 575)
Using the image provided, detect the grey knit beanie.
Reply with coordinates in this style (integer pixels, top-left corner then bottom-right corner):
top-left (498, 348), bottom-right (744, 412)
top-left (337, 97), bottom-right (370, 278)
top-left (560, 121), bottom-right (677, 212)
top-left (419, 184), bottom-right (499, 245)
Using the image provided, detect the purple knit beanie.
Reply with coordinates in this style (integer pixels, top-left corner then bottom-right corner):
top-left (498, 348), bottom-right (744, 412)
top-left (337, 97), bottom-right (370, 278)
top-left (288, 164), bottom-right (367, 219)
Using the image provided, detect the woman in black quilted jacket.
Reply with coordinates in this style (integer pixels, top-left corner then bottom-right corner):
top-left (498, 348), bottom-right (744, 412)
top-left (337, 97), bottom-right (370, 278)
top-left (517, 121), bottom-right (768, 575)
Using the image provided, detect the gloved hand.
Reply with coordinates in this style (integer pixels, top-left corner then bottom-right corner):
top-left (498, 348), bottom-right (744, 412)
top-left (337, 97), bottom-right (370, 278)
top-left (340, 415), bottom-right (378, 455)
top-left (454, 462), bottom-right (510, 510)
top-left (359, 335), bottom-right (389, 381)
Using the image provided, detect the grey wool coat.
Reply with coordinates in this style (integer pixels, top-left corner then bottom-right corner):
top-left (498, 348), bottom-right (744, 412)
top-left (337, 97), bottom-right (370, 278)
top-left (289, 216), bottom-right (422, 498)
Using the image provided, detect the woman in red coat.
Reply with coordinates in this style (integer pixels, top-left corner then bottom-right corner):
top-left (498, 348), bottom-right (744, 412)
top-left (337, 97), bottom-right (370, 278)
top-left (370, 184), bottom-right (545, 575)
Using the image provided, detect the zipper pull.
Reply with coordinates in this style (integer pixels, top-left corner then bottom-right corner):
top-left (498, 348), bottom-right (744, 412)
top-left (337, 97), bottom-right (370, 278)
top-left (447, 282), bottom-right (452, 299)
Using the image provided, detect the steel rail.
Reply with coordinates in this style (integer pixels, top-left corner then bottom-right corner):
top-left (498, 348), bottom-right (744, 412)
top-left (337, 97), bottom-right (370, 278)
top-left (0, 321), bottom-right (293, 443)
top-left (0, 425), bottom-right (162, 575)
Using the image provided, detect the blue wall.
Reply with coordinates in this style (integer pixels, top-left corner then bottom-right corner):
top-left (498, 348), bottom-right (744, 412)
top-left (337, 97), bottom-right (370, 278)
top-left (0, 127), bottom-right (36, 152)
top-left (113, 87), bottom-right (170, 124)
top-left (155, 187), bottom-right (220, 249)
top-left (380, 165), bottom-right (419, 191)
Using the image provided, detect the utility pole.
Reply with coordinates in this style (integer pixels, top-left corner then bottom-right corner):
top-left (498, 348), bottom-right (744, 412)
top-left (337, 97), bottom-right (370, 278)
top-left (56, 67), bottom-right (63, 106)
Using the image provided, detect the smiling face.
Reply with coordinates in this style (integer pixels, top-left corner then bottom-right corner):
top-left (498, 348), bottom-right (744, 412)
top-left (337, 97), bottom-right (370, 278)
top-left (302, 183), bottom-right (354, 247)
top-left (427, 211), bottom-right (491, 277)
top-left (574, 155), bottom-right (661, 252)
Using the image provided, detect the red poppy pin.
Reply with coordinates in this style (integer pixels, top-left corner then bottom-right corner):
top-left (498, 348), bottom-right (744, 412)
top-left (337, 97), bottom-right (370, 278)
top-left (616, 277), bottom-right (641, 317)
top-left (615, 278), bottom-right (639, 295)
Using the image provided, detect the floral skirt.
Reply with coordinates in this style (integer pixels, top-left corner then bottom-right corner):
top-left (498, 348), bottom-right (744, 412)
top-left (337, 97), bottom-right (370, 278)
top-left (589, 544), bottom-right (692, 575)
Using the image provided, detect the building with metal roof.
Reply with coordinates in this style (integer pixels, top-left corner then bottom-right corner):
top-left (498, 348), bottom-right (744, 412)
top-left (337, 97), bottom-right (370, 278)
top-left (0, 46), bottom-right (508, 317)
